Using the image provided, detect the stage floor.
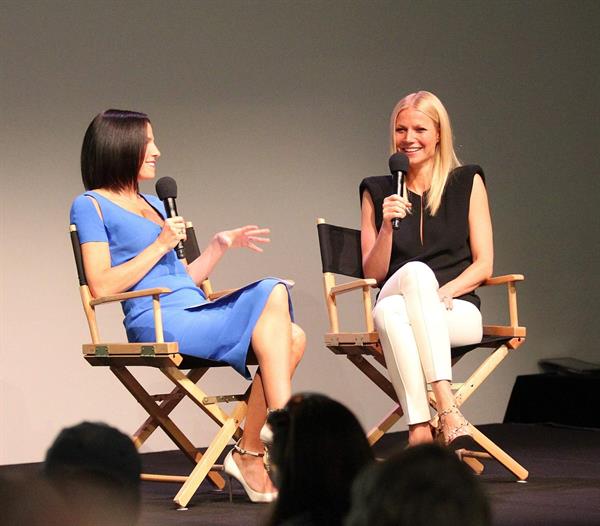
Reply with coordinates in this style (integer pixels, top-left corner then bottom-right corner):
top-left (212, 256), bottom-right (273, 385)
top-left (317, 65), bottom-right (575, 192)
top-left (2, 423), bottom-right (599, 525)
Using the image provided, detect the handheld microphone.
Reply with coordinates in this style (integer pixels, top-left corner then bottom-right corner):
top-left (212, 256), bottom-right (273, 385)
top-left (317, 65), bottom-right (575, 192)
top-left (155, 176), bottom-right (186, 259)
top-left (389, 152), bottom-right (409, 230)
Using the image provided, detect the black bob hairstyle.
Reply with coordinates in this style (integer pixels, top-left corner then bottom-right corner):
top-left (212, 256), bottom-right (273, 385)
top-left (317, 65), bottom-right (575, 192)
top-left (81, 109), bottom-right (150, 192)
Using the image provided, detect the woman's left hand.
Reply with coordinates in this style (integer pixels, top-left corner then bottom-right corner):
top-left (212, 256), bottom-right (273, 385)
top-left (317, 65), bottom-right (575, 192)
top-left (438, 286), bottom-right (454, 310)
top-left (215, 225), bottom-right (271, 253)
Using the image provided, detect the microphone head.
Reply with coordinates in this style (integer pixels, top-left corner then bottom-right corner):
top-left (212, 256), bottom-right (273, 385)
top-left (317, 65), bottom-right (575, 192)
top-left (155, 177), bottom-right (178, 200)
top-left (389, 152), bottom-right (409, 174)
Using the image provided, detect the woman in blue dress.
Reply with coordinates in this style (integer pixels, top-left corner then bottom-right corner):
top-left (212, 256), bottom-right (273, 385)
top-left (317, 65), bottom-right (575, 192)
top-left (70, 109), bottom-right (306, 502)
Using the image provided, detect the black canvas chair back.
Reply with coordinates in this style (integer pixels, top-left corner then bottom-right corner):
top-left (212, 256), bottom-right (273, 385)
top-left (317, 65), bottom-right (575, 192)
top-left (317, 222), bottom-right (364, 279)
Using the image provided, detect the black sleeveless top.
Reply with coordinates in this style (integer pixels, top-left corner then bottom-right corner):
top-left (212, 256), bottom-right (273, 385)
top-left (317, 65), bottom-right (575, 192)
top-left (359, 165), bottom-right (485, 309)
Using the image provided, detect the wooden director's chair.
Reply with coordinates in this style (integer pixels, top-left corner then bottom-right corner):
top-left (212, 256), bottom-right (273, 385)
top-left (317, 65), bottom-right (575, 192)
top-left (317, 218), bottom-right (528, 480)
top-left (70, 222), bottom-right (252, 508)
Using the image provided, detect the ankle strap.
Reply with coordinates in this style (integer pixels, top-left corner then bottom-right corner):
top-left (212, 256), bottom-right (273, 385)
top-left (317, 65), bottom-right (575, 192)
top-left (234, 442), bottom-right (265, 458)
top-left (438, 404), bottom-right (459, 418)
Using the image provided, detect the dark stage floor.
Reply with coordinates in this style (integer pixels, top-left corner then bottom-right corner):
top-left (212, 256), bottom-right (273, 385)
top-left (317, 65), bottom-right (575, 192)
top-left (2, 423), bottom-right (599, 525)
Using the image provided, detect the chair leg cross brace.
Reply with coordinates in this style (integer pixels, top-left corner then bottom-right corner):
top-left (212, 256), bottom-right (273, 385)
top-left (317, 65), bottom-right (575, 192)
top-left (110, 365), bottom-right (248, 505)
top-left (132, 368), bottom-right (208, 448)
top-left (427, 345), bottom-right (529, 480)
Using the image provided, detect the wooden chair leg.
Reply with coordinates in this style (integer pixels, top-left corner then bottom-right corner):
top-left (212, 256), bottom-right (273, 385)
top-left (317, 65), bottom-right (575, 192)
top-left (462, 456), bottom-right (485, 475)
top-left (468, 424), bottom-right (529, 480)
top-left (453, 345), bottom-right (510, 406)
top-left (161, 367), bottom-right (248, 431)
top-left (173, 400), bottom-right (248, 507)
top-left (344, 354), bottom-right (405, 446)
top-left (110, 366), bottom-right (225, 488)
top-left (132, 368), bottom-right (208, 448)
top-left (346, 354), bottom-right (400, 404)
top-left (425, 346), bottom-right (528, 480)
top-left (367, 404), bottom-right (403, 445)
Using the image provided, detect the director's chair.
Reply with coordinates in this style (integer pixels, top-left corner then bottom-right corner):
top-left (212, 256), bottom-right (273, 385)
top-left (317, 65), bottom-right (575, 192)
top-left (317, 218), bottom-right (528, 480)
top-left (70, 221), bottom-right (252, 508)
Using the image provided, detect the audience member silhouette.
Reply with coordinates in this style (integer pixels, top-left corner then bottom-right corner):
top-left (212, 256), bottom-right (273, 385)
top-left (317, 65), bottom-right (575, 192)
top-left (0, 473), bottom-right (75, 526)
top-left (345, 443), bottom-right (491, 526)
top-left (44, 421), bottom-right (142, 526)
top-left (265, 392), bottom-right (374, 526)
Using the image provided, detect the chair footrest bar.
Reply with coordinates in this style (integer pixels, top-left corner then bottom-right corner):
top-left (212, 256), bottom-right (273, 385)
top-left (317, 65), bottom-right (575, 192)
top-left (459, 450), bottom-right (493, 460)
top-left (141, 464), bottom-right (225, 483)
top-left (141, 474), bottom-right (188, 483)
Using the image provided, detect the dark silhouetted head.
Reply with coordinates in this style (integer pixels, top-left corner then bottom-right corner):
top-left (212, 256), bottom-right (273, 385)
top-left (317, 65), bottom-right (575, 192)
top-left (44, 421), bottom-right (142, 526)
top-left (267, 392), bottom-right (374, 526)
top-left (346, 443), bottom-right (491, 526)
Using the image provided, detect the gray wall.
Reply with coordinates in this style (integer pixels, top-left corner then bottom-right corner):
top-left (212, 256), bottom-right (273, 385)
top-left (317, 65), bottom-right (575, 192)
top-left (1, 0), bottom-right (598, 464)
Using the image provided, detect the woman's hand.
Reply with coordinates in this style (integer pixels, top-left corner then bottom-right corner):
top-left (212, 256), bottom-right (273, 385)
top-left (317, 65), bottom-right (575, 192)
top-left (381, 194), bottom-right (412, 229)
top-left (215, 225), bottom-right (271, 253)
top-left (438, 285), bottom-right (454, 310)
top-left (156, 216), bottom-right (187, 252)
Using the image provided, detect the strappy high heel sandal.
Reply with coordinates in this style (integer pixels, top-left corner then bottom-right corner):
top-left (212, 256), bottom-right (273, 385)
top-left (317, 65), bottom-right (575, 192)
top-left (223, 441), bottom-right (277, 503)
top-left (437, 404), bottom-right (478, 452)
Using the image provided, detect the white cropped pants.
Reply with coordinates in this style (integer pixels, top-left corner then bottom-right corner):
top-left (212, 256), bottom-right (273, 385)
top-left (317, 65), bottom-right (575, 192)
top-left (372, 262), bottom-right (483, 425)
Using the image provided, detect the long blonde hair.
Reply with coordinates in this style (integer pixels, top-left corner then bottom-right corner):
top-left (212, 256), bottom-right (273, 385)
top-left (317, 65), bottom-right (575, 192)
top-left (389, 91), bottom-right (460, 215)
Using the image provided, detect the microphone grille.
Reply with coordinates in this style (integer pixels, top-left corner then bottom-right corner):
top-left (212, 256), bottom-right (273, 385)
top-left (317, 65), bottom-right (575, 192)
top-left (155, 177), bottom-right (178, 200)
top-left (389, 152), bottom-right (409, 174)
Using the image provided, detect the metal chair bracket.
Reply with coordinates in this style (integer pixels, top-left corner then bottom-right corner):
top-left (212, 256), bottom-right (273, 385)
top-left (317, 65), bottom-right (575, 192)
top-left (141, 345), bottom-right (156, 357)
top-left (202, 394), bottom-right (245, 405)
top-left (94, 345), bottom-right (108, 356)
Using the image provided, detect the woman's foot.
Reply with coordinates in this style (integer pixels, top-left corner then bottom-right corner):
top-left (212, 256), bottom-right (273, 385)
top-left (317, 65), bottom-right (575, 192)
top-left (223, 441), bottom-right (277, 502)
top-left (437, 404), bottom-right (475, 450)
top-left (407, 421), bottom-right (436, 447)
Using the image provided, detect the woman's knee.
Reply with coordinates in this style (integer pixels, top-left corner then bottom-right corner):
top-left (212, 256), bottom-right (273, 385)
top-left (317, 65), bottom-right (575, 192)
top-left (446, 301), bottom-right (483, 346)
top-left (399, 261), bottom-right (437, 292)
top-left (290, 323), bottom-right (306, 364)
top-left (264, 283), bottom-right (290, 314)
top-left (373, 295), bottom-right (407, 333)
top-left (253, 285), bottom-right (291, 347)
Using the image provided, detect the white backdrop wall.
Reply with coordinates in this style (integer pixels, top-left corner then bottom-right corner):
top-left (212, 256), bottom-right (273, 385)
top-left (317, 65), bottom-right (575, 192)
top-left (1, 0), bottom-right (598, 464)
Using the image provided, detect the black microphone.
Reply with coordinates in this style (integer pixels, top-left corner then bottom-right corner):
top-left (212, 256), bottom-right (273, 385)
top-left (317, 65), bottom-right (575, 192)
top-left (155, 176), bottom-right (186, 259)
top-left (389, 152), bottom-right (409, 230)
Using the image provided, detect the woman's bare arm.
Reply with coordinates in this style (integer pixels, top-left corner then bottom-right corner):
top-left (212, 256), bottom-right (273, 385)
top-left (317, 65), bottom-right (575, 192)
top-left (186, 225), bottom-right (271, 285)
top-left (437, 174), bottom-right (494, 304)
top-left (361, 190), bottom-right (411, 284)
top-left (81, 199), bottom-right (186, 297)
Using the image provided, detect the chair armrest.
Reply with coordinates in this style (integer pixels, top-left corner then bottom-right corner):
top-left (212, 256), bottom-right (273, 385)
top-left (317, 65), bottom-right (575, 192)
top-left (330, 279), bottom-right (378, 297)
top-left (482, 274), bottom-right (524, 286)
top-left (480, 274), bottom-right (525, 332)
top-left (90, 288), bottom-right (171, 306)
top-left (208, 288), bottom-right (239, 301)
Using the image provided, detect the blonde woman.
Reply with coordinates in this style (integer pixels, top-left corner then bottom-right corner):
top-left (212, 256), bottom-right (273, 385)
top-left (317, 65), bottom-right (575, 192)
top-left (360, 91), bottom-right (493, 447)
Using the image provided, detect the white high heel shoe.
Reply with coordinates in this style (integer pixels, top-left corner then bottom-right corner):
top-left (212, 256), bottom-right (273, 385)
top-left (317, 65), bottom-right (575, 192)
top-left (223, 442), bottom-right (277, 503)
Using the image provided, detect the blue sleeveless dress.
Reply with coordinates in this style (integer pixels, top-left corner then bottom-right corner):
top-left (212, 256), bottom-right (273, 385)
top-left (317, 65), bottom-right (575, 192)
top-left (70, 191), bottom-right (293, 379)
